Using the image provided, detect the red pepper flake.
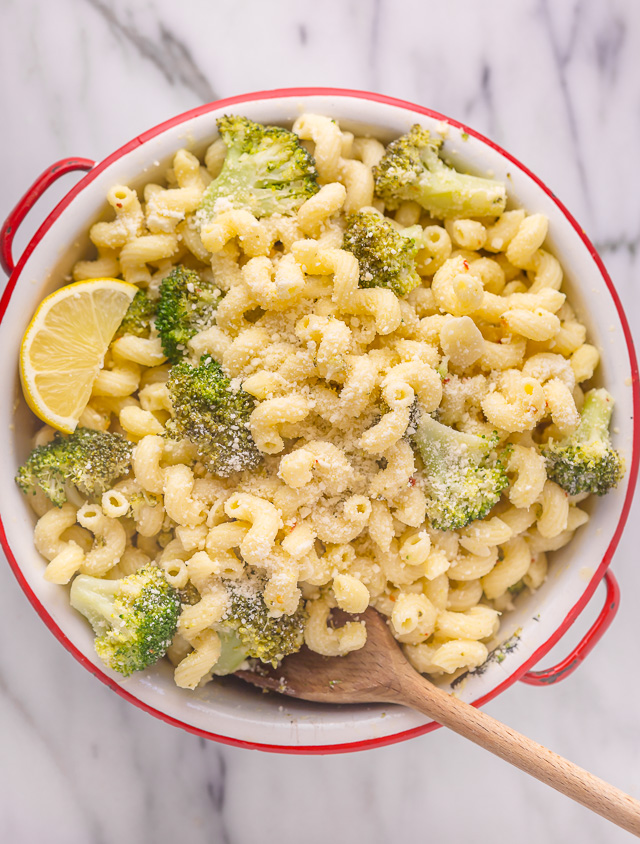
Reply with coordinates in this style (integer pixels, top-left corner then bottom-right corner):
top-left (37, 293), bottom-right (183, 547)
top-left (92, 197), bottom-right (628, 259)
top-left (116, 203), bottom-right (123, 208)
top-left (462, 259), bottom-right (469, 270)
top-left (408, 477), bottom-right (417, 487)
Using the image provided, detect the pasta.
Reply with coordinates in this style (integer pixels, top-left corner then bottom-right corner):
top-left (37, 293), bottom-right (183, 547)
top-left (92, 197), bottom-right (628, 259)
top-left (20, 112), bottom-right (616, 691)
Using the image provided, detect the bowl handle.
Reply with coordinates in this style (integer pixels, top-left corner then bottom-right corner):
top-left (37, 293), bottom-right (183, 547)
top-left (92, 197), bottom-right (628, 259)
top-left (520, 570), bottom-right (620, 686)
top-left (1, 158), bottom-right (95, 276)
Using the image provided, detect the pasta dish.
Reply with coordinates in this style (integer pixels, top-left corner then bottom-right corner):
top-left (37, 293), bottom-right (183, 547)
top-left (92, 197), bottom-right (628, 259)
top-left (15, 113), bottom-right (624, 691)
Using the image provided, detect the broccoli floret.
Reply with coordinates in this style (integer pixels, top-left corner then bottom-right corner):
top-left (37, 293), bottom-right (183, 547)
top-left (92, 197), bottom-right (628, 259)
top-left (413, 414), bottom-right (509, 530)
top-left (373, 124), bottom-right (507, 218)
top-left (543, 388), bottom-right (624, 496)
top-left (155, 266), bottom-right (222, 363)
top-left (166, 355), bottom-right (262, 476)
top-left (343, 210), bottom-right (421, 297)
top-left (115, 290), bottom-right (156, 339)
top-left (196, 115), bottom-right (319, 223)
top-left (70, 566), bottom-right (181, 676)
top-left (15, 428), bottom-right (133, 507)
top-left (212, 577), bottom-right (307, 674)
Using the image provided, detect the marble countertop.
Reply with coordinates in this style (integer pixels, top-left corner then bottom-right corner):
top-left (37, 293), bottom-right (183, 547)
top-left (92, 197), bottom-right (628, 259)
top-left (1, 1), bottom-right (640, 842)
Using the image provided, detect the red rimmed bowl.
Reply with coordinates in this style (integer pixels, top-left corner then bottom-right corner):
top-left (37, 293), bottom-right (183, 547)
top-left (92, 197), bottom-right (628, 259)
top-left (1, 89), bottom-right (637, 754)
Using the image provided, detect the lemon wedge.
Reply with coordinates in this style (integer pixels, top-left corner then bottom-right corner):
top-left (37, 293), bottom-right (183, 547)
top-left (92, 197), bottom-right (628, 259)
top-left (20, 278), bottom-right (138, 433)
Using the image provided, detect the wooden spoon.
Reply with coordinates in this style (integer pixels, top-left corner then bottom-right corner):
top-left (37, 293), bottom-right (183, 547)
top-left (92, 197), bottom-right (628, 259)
top-left (238, 608), bottom-right (640, 837)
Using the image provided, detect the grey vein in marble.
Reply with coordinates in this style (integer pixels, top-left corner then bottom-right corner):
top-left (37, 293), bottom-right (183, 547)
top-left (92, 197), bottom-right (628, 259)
top-left (538, 0), bottom-right (593, 214)
top-left (594, 14), bottom-right (626, 86)
top-left (84, 0), bottom-right (217, 103)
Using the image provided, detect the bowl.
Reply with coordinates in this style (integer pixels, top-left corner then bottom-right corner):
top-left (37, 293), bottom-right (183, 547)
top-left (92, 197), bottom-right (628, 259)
top-left (1, 88), bottom-right (638, 753)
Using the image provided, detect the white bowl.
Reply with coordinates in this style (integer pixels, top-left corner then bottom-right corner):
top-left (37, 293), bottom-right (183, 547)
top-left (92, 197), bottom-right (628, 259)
top-left (1, 89), bottom-right (638, 753)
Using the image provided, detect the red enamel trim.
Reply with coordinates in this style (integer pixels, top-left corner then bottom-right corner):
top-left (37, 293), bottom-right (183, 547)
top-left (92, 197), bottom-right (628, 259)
top-left (0, 158), bottom-right (94, 275)
top-left (1, 88), bottom-right (638, 755)
top-left (520, 570), bottom-right (620, 686)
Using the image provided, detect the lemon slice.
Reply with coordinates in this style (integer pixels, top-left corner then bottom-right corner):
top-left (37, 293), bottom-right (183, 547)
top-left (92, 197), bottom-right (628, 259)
top-left (20, 278), bottom-right (138, 433)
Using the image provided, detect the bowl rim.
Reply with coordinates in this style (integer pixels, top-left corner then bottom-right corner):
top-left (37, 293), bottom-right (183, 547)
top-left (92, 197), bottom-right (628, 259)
top-left (1, 86), bottom-right (638, 755)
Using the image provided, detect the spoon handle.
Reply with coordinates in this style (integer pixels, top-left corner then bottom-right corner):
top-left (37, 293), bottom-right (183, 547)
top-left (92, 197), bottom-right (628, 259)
top-left (398, 671), bottom-right (640, 837)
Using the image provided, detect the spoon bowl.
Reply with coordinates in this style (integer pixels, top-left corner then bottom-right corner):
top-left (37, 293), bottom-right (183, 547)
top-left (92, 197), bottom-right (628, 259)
top-left (238, 608), bottom-right (417, 705)
top-left (238, 608), bottom-right (640, 837)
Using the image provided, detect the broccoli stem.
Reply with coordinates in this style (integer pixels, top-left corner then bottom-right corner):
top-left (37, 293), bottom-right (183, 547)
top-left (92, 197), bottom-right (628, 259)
top-left (419, 147), bottom-right (506, 219)
top-left (212, 629), bottom-right (250, 675)
top-left (414, 413), bottom-right (486, 469)
top-left (70, 575), bottom-right (119, 633)
top-left (576, 388), bottom-right (614, 443)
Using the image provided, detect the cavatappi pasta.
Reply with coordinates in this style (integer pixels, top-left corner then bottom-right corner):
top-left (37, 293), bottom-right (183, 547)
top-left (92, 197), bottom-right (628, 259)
top-left (25, 113), bottom-right (611, 690)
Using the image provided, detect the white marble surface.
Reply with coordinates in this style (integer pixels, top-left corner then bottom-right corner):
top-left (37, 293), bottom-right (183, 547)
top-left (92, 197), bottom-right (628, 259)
top-left (1, 1), bottom-right (640, 841)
